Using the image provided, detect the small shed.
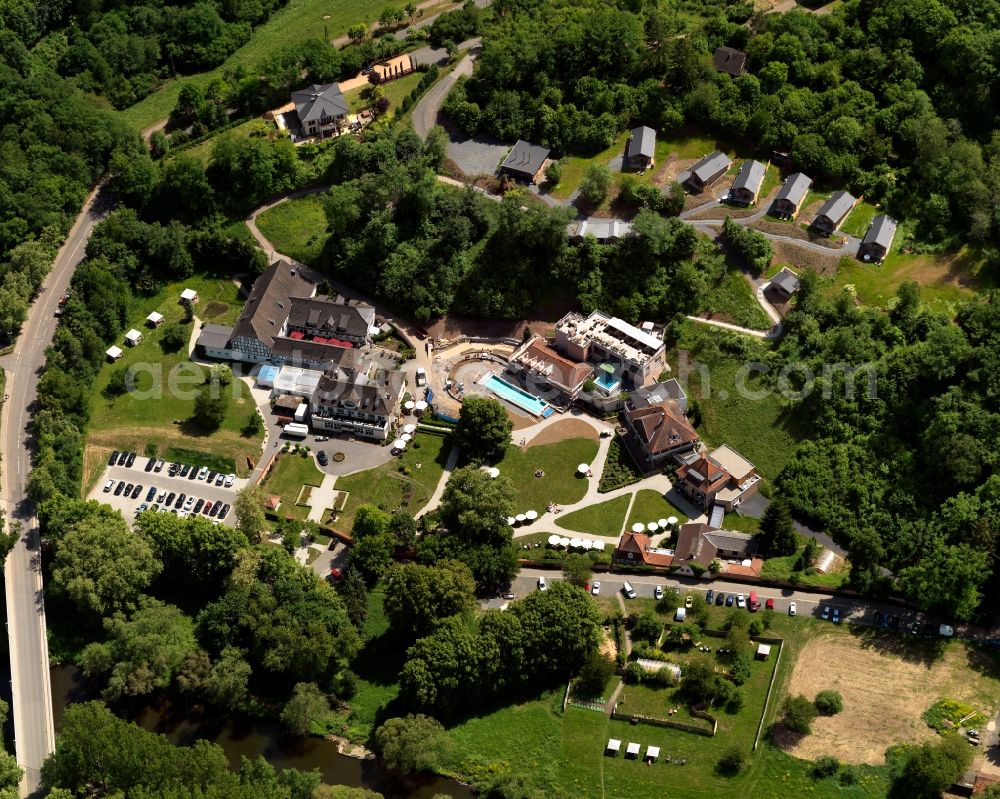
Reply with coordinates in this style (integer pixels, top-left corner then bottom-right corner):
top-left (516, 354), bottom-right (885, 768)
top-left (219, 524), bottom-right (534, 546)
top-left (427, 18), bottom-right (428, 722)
top-left (625, 126), bottom-right (657, 170)
top-left (645, 745), bottom-right (660, 764)
top-left (266, 495), bottom-right (282, 510)
top-left (146, 311), bottom-right (164, 328)
top-left (606, 739), bottom-right (621, 756)
top-left (770, 267), bottom-right (801, 299)
top-left (713, 46), bottom-right (747, 76)
top-left (180, 287), bottom-right (199, 303)
top-left (106, 345), bottom-right (123, 362)
top-left (756, 643), bottom-right (772, 661)
top-left (626, 742), bottom-right (641, 759)
top-left (674, 607), bottom-right (687, 622)
top-left (124, 329), bottom-right (143, 347)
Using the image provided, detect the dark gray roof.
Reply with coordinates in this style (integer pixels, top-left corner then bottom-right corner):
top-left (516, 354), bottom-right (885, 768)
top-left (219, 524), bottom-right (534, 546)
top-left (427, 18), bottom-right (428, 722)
top-left (731, 160), bottom-right (766, 195)
top-left (626, 126), bottom-right (656, 160)
top-left (690, 151), bottom-right (732, 183)
top-left (775, 172), bottom-right (812, 205)
top-left (291, 83), bottom-right (349, 123)
top-left (230, 261), bottom-right (315, 348)
top-left (628, 379), bottom-right (686, 410)
top-left (313, 369), bottom-right (405, 416)
top-left (197, 324), bottom-right (233, 350)
top-left (287, 297), bottom-right (375, 338)
top-left (771, 267), bottom-right (800, 295)
top-left (271, 337), bottom-right (362, 367)
top-left (501, 140), bottom-right (550, 178)
top-left (863, 214), bottom-right (898, 248)
top-left (712, 47), bottom-right (747, 75)
top-left (815, 190), bottom-right (856, 226)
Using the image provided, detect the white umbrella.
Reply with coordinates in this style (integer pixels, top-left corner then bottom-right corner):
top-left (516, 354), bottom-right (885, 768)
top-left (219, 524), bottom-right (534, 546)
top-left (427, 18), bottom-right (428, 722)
top-left (547, 534), bottom-right (561, 546)
top-left (592, 540), bottom-right (606, 551)
top-left (488, 467), bottom-right (500, 479)
top-left (508, 516), bottom-right (517, 526)
top-left (658, 518), bottom-right (669, 528)
top-left (525, 510), bottom-right (538, 521)
top-left (404, 400), bottom-right (415, 411)
top-left (400, 433), bottom-right (412, 443)
top-left (558, 537), bottom-right (570, 548)
top-left (402, 423), bottom-right (416, 434)
top-left (392, 438), bottom-right (406, 450)
top-left (631, 523), bottom-right (644, 533)
top-left (580, 539), bottom-right (592, 550)
top-left (577, 463), bottom-right (590, 474)
top-left (667, 516), bottom-right (679, 525)
top-left (414, 400), bottom-right (428, 411)
top-left (647, 522), bottom-right (658, 533)
top-left (569, 537), bottom-right (583, 548)
top-left (516, 513), bottom-right (526, 524)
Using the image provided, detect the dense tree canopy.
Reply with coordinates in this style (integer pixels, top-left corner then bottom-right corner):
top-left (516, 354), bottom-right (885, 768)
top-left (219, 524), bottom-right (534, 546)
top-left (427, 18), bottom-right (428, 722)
top-left (455, 396), bottom-right (513, 462)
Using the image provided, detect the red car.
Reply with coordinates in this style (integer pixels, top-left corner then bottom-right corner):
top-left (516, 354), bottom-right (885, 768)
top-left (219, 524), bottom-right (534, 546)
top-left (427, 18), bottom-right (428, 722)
top-left (328, 567), bottom-right (343, 583)
top-left (765, 598), bottom-right (775, 611)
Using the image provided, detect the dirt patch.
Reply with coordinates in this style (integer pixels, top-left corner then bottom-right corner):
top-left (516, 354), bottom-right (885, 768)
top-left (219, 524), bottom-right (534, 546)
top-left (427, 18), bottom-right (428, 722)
top-left (428, 315), bottom-right (565, 341)
top-left (650, 153), bottom-right (680, 187)
top-left (527, 419), bottom-right (599, 447)
top-left (599, 628), bottom-right (618, 660)
top-left (749, 218), bottom-right (843, 249)
top-left (782, 633), bottom-right (1000, 765)
top-left (686, 188), bottom-right (780, 221)
top-left (770, 241), bottom-right (840, 276)
top-left (201, 301), bottom-right (230, 321)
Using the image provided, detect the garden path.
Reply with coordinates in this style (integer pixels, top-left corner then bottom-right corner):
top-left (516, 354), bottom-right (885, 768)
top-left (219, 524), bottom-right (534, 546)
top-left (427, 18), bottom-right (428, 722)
top-left (307, 473), bottom-right (339, 522)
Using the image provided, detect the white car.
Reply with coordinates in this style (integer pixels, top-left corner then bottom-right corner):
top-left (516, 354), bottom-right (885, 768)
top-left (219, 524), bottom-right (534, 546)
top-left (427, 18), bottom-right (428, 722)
top-left (821, 605), bottom-right (831, 620)
top-left (737, 594), bottom-right (746, 609)
top-left (653, 585), bottom-right (664, 600)
top-left (789, 602), bottom-right (797, 616)
top-left (591, 581), bottom-right (601, 596)
top-left (415, 367), bottom-right (427, 387)
top-left (103, 479), bottom-right (114, 492)
top-left (224, 473), bottom-right (235, 487)
top-left (537, 576), bottom-right (547, 591)
top-left (196, 466), bottom-right (209, 480)
top-left (184, 495), bottom-right (196, 511)
top-left (685, 595), bottom-right (693, 609)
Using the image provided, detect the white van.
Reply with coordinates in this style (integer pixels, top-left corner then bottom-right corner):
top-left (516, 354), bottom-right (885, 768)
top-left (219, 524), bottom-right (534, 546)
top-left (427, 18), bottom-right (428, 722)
top-left (415, 367), bottom-right (427, 387)
top-left (622, 580), bottom-right (637, 599)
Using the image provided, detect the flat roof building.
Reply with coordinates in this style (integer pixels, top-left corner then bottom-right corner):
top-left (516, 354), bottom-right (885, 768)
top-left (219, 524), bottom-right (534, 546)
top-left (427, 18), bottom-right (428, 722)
top-left (554, 310), bottom-right (667, 389)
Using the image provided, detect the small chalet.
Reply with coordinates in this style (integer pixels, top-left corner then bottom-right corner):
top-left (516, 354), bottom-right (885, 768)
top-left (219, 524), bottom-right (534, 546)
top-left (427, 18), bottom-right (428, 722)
top-left (729, 160), bottom-right (766, 205)
top-left (124, 329), bottom-right (143, 347)
top-left (812, 190), bottom-right (857, 235)
top-left (499, 140), bottom-right (550, 184)
top-left (625, 126), bottom-right (657, 170)
top-left (858, 214), bottom-right (897, 262)
top-left (713, 46), bottom-right (747, 76)
top-left (684, 151), bottom-right (732, 193)
top-left (614, 531), bottom-right (673, 568)
top-left (769, 266), bottom-right (800, 299)
top-left (771, 172), bottom-right (812, 219)
top-left (622, 399), bottom-right (699, 472)
top-left (676, 444), bottom-right (760, 512)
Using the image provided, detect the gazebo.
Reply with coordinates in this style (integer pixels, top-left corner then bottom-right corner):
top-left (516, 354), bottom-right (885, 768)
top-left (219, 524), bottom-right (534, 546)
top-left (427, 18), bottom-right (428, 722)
top-left (106, 345), bottom-right (123, 362)
top-left (605, 739), bottom-right (621, 757)
top-left (626, 742), bottom-right (641, 759)
top-left (124, 329), bottom-right (143, 347)
top-left (180, 287), bottom-right (198, 303)
top-left (756, 643), bottom-right (772, 661)
top-left (645, 745), bottom-right (660, 764)
top-left (145, 311), bottom-right (164, 328)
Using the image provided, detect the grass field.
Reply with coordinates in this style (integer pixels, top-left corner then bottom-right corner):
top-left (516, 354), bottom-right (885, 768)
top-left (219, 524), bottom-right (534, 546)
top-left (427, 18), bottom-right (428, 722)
top-left (626, 489), bottom-right (688, 529)
top-left (121, 0), bottom-right (388, 130)
top-left (343, 71), bottom-right (423, 114)
top-left (163, 447), bottom-right (235, 474)
top-left (722, 512), bottom-right (760, 534)
top-left (84, 274), bottom-right (262, 493)
top-left (549, 132), bottom-right (630, 200)
top-left (263, 452), bottom-right (325, 520)
top-left (839, 200), bottom-right (880, 239)
top-left (498, 438), bottom-right (599, 511)
top-left (333, 432), bottom-right (450, 532)
top-left (556, 495), bottom-right (631, 536)
top-left (702, 269), bottom-right (771, 330)
top-left (256, 193), bottom-right (329, 265)
top-left (671, 324), bottom-right (806, 480)
top-left (171, 118), bottom-right (274, 166)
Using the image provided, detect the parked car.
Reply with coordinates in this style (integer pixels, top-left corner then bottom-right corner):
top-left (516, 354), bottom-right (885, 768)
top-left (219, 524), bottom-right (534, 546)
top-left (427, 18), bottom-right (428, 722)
top-left (715, 592), bottom-right (725, 606)
top-left (224, 473), bottom-right (235, 487)
top-left (206, 470), bottom-right (217, 483)
top-left (725, 594), bottom-right (734, 607)
top-left (108, 451), bottom-right (120, 466)
top-left (145, 486), bottom-right (157, 502)
top-left (157, 491), bottom-right (166, 503)
top-left (151, 504), bottom-right (160, 513)
top-left (765, 598), bottom-right (775, 611)
top-left (214, 473), bottom-right (225, 486)
top-left (193, 498), bottom-right (204, 514)
top-left (203, 501), bottom-right (215, 516)
top-left (685, 595), bottom-right (693, 609)
top-left (197, 466), bottom-right (208, 481)
top-left (317, 451), bottom-right (329, 466)
top-left (124, 483), bottom-right (134, 496)
top-left (136, 503), bottom-right (148, 515)
top-left (415, 367), bottom-right (427, 387)
top-left (219, 503), bottom-right (231, 518)
top-left (117, 451), bottom-right (129, 466)
top-left (705, 589), bottom-right (714, 605)
top-left (208, 501), bottom-right (221, 517)
top-left (315, 436), bottom-right (329, 442)
top-left (622, 581), bottom-right (637, 599)
top-left (821, 605), bottom-right (831, 620)
top-left (184, 495), bottom-right (196, 510)
top-left (591, 581), bottom-right (601, 596)
top-left (789, 601), bottom-right (797, 616)
top-left (736, 594), bottom-right (746, 609)
top-left (939, 624), bottom-right (955, 637)
top-left (103, 479), bottom-right (114, 493)
top-left (165, 492), bottom-right (176, 506)
top-left (114, 481), bottom-right (126, 496)
top-left (188, 467), bottom-right (198, 480)
top-left (180, 464), bottom-right (191, 477)
top-left (653, 585), bottom-right (663, 600)
top-left (832, 608), bottom-right (841, 624)
top-left (131, 484), bottom-right (142, 499)
top-left (125, 452), bottom-right (136, 467)
top-left (537, 576), bottom-right (547, 591)
top-left (174, 493), bottom-right (186, 509)
top-left (154, 459), bottom-right (164, 472)
top-left (144, 458), bottom-right (154, 473)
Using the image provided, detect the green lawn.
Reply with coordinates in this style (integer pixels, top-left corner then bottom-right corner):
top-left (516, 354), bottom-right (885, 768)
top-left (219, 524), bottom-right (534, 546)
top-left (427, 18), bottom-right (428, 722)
top-left (85, 274), bottom-right (263, 492)
top-left (549, 131), bottom-right (630, 200)
top-left (556, 495), bottom-right (631, 536)
top-left (626, 489), bottom-right (688, 529)
top-left (170, 118), bottom-right (273, 166)
top-left (759, 545), bottom-right (849, 589)
top-left (163, 447), bottom-right (235, 474)
top-left (497, 438), bottom-right (600, 511)
top-left (839, 200), bottom-right (880, 238)
top-left (256, 193), bottom-right (329, 265)
top-left (722, 512), bottom-right (760, 534)
top-left (263, 451), bottom-right (325, 520)
top-left (702, 269), bottom-right (771, 330)
top-left (344, 71), bottom-right (423, 114)
top-left (121, 0), bottom-right (390, 130)
top-left (334, 433), bottom-right (450, 532)
top-left (671, 324), bottom-right (806, 481)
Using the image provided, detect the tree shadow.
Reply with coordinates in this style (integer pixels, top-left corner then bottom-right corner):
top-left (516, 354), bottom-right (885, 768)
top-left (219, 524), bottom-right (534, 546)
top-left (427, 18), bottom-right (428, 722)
top-left (847, 624), bottom-right (946, 667)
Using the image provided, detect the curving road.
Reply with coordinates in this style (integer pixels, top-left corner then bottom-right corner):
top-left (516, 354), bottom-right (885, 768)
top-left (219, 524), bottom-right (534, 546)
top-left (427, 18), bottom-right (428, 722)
top-left (0, 182), bottom-right (111, 796)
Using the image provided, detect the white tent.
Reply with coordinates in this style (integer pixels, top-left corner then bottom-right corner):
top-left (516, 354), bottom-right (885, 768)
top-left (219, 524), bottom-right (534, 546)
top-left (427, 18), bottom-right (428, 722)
top-left (577, 463), bottom-right (590, 474)
top-left (547, 534), bottom-right (561, 546)
top-left (525, 510), bottom-right (538, 521)
top-left (145, 311), bottom-right (164, 327)
top-left (606, 739), bottom-right (621, 756)
top-left (402, 423), bottom-right (417, 434)
top-left (180, 288), bottom-right (198, 302)
top-left (414, 400), bottom-right (428, 411)
top-left (106, 345), bottom-right (123, 362)
top-left (124, 329), bottom-right (142, 346)
top-left (756, 643), bottom-right (772, 660)
top-left (391, 438), bottom-right (406, 450)
top-left (631, 523), bottom-right (644, 533)
top-left (645, 745), bottom-right (660, 763)
top-left (592, 541), bottom-right (606, 551)
top-left (626, 742), bottom-right (641, 759)
top-left (404, 400), bottom-right (415, 411)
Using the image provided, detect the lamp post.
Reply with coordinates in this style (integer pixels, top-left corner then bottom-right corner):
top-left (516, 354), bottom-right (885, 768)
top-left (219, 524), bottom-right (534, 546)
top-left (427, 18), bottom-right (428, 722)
top-left (323, 14), bottom-right (331, 43)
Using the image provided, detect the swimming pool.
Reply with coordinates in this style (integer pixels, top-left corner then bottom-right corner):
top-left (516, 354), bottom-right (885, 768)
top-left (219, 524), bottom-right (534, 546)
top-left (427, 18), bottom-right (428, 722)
top-left (481, 374), bottom-right (549, 416)
top-left (595, 370), bottom-right (619, 391)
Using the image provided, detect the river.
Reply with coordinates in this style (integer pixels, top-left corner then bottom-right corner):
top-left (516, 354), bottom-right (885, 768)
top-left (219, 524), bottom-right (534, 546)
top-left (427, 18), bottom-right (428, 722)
top-left (49, 665), bottom-right (473, 799)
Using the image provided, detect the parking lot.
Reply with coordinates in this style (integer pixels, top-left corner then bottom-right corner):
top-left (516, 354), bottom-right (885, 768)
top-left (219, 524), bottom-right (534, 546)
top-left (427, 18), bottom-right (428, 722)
top-left (88, 453), bottom-right (250, 525)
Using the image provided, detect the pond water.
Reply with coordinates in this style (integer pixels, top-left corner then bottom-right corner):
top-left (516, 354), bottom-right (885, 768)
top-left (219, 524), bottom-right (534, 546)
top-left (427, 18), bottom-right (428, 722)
top-left (49, 665), bottom-right (473, 799)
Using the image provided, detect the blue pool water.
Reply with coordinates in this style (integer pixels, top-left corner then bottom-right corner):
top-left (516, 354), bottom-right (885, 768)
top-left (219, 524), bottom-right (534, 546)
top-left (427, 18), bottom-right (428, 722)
top-left (482, 374), bottom-right (548, 416)
top-left (595, 370), bottom-right (619, 390)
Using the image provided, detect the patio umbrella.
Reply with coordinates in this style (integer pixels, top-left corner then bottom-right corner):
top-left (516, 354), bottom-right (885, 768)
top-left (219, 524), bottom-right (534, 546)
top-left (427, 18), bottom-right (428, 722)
top-left (558, 537), bottom-right (570, 548)
top-left (631, 523), bottom-right (644, 533)
top-left (404, 400), bottom-right (415, 411)
top-left (508, 517), bottom-right (517, 526)
top-left (580, 539), bottom-right (593, 550)
top-left (647, 522), bottom-right (659, 533)
top-left (577, 463), bottom-right (590, 474)
top-left (569, 537), bottom-right (583, 549)
top-left (547, 534), bottom-right (561, 547)
top-left (402, 423), bottom-right (416, 434)
top-left (391, 438), bottom-right (406, 450)
top-left (400, 433), bottom-right (412, 443)
top-left (525, 510), bottom-right (538, 521)
top-left (600, 363), bottom-right (615, 375)
top-left (414, 400), bottom-right (428, 411)
top-left (592, 541), bottom-right (606, 551)
top-left (658, 518), bottom-right (669, 528)
top-left (487, 467), bottom-right (500, 479)
top-left (515, 513), bottom-right (526, 524)
top-left (667, 516), bottom-right (679, 526)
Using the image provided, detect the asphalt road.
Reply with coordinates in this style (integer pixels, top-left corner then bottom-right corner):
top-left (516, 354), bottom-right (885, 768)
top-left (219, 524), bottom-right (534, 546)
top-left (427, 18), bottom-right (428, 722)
top-left (0, 182), bottom-right (110, 797)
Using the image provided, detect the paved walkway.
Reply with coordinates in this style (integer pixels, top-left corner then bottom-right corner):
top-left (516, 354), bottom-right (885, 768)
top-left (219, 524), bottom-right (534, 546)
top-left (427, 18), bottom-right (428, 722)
top-left (413, 47), bottom-right (477, 139)
top-left (307, 473), bottom-right (339, 522)
top-left (416, 443), bottom-right (460, 517)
